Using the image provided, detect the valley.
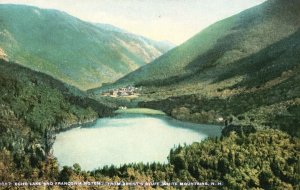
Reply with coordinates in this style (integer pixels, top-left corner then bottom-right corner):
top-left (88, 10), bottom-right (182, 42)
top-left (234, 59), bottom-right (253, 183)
top-left (94, 0), bottom-right (300, 137)
top-left (0, 0), bottom-right (299, 189)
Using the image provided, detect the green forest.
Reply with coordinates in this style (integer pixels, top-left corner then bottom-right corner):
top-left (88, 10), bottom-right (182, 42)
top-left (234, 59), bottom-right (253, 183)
top-left (0, 4), bottom-right (172, 90)
top-left (0, 0), bottom-right (300, 189)
top-left (0, 59), bottom-right (299, 189)
top-left (0, 59), bottom-right (115, 189)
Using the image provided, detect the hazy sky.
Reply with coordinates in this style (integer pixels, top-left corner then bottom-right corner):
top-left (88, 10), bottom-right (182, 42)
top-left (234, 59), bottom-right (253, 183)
top-left (0, 0), bottom-right (266, 44)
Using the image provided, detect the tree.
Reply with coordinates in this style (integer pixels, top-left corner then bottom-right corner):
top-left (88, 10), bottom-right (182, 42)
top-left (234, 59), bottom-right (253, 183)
top-left (44, 127), bottom-right (56, 158)
top-left (73, 163), bottom-right (81, 174)
top-left (59, 166), bottom-right (74, 182)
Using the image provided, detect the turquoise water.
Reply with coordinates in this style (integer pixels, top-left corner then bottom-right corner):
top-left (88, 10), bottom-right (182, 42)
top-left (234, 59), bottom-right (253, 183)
top-left (53, 113), bottom-right (221, 171)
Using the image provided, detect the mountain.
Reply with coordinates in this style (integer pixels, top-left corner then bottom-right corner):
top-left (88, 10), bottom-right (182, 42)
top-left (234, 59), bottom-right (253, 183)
top-left (0, 58), bottom-right (114, 132)
top-left (106, 0), bottom-right (300, 136)
top-left (1, 59), bottom-right (298, 189)
top-left (0, 4), bottom-right (174, 90)
top-left (93, 23), bottom-right (175, 61)
top-left (0, 57), bottom-right (117, 181)
top-left (114, 0), bottom-right (300, 86)
top-left (0, 1), bottom-right (299, 187)
top-left (93, 23), bottom-right (128, 33)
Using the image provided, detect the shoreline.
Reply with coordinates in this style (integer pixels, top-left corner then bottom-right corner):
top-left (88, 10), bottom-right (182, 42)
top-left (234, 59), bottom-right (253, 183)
top-left (54, 118), bottom-right (98, 134)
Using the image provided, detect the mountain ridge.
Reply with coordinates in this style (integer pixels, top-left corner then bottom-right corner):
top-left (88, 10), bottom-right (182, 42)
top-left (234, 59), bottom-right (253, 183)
top-left (0, 4), bottom-right (174, 90)
top-left (99, 0), bottom-right (300, 136)
top-left (112, 0), bottom-right (300, 87)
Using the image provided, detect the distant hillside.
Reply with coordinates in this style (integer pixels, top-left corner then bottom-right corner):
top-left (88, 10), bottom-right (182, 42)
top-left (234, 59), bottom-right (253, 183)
top-left (93, 23), bottom-right (174, 58)
top-left (105, 0), bottom-right (300, 136)
top-left (0, 4), bottom-right (174, 90)
top-left (114, 0), bottom-right (300, 86)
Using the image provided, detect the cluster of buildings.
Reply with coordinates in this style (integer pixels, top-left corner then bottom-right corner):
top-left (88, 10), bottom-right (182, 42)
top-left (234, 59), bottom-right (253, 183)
top-left (102, 85), bottom-right (139, 97)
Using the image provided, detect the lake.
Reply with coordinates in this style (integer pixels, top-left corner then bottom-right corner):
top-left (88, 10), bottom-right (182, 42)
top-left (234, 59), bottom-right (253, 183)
top-left (53, 109), bottom-right (222, 171)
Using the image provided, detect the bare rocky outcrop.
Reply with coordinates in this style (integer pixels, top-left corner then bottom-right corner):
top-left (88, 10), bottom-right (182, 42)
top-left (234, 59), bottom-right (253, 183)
top-left (0, 48), bottom-right (8, 61)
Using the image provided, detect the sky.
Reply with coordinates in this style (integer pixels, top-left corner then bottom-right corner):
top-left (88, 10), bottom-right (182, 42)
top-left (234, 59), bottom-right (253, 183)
top-left (0, 0), bottom-right (266, 44)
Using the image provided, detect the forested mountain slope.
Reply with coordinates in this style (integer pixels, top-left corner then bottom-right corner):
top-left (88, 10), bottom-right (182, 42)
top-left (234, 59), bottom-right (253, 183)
top-left (107, 0), bottom-right (300, 136)
top-left (0, 4), bottom-right (173, 90)
top-left (0, 58), bottom-right (114, 182)
top-left (114, 0), bottom-right (300, 86)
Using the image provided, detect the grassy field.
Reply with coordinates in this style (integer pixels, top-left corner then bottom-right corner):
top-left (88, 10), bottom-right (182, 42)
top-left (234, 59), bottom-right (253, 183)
top-left (115, 108), bottom-right (165, 115)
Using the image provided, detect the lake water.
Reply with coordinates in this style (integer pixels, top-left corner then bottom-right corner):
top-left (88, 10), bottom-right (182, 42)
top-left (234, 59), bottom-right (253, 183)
top-left (53, 112), bottom-right (222, 171)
